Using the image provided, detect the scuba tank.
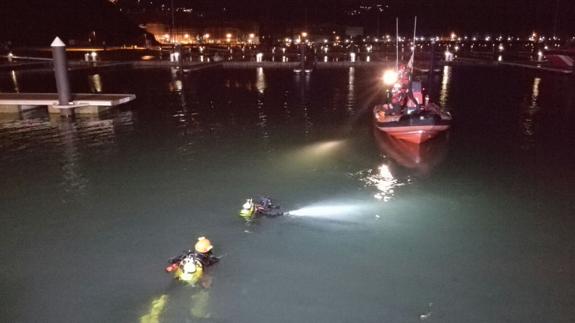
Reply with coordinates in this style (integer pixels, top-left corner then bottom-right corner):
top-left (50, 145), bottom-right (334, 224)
top-left (165, 252), bottom-right (204, 285)
top-left (174, 254), bottom-right (204, 284)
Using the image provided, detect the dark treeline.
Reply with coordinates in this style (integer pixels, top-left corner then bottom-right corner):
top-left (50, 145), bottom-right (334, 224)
top-left (119, 0), bottom-right (575, 35)
top-left (0, 0), bottom-right (152, 46)
top-left (0, 0), bottom-right (573, 47)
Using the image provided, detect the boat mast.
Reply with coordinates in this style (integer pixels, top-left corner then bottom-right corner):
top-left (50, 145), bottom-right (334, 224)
top-left (412, 16), bottom-right (417, 68)
top-left (395, 17), bottom-right (399, 71)
top-left (170, 0), bottom-right (175, 45)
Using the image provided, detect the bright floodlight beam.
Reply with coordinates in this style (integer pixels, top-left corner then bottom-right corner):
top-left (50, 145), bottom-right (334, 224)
top-left (382, 69), bottom-right (399, 86)
top-left (287, 204), bottom-right (363, 220)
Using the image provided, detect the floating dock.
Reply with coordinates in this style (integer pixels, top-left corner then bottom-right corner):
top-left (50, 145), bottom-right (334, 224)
top-left (0, 93), bottom-right (136, 114)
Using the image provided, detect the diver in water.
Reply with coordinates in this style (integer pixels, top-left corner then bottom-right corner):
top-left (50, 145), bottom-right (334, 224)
top-left (166, 236), bottom-right (219, 275)
top-left (239, 196), bottom-right (283, 221)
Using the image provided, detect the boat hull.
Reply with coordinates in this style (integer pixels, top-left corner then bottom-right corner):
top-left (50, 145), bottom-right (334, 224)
top-left (374, 104), bottom-right (451, 144)
top-left (375, 124), bottom-right (449, 144)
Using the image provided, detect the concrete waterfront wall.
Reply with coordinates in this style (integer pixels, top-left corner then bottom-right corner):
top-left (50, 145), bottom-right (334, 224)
top-left (222, 61), bottom-right (299, 69)
top-left (0, 104), bottom-right (21, 113)
top-left (47, 105), bottom-right (111, 115)
top-left (221, 61), bottom-right (395, 69)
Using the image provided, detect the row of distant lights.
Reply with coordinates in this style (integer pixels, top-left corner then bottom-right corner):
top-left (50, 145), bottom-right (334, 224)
top-left (161, 31), bottom-right (570, 45)
top-left (162, 32), bottom-right (257, 42)
top-left (279, 32), bottom-right (568, 44)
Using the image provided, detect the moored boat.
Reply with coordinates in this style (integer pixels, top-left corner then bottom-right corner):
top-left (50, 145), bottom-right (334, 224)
top-left (544, 48), bottom-right (575, 70)
top-left (373, 16), bottom-right (451, 144)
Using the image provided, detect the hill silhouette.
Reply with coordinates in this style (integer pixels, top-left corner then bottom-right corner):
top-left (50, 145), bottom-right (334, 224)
top-left (0, 0), bottom-right (152, 47)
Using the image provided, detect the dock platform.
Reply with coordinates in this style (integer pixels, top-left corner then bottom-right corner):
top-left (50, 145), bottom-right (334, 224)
top-left (0, 93), bottom-right (136, 114)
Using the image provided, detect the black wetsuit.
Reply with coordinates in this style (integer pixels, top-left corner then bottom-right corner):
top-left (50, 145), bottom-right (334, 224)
top-left (170, 250), bottom-right (219, 268)
top-left (254, 197), bottom-right (283, 217)
top-left (194, 250), bottom-right (219, 267)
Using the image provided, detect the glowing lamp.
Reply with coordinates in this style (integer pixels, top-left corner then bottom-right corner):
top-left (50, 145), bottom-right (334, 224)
top-left (382, 69), bottom-right (399, 86)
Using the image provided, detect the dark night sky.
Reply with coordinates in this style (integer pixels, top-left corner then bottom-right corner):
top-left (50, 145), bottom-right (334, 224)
top-left (148, 0), bottom-right (574, 34)
top-left (233, 0), bottom-right (575, 34)
top-left (0, 0), bottom-right (574, 46)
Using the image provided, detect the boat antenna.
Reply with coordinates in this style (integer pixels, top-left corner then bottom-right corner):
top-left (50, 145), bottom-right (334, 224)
top-left (395, 17), bottom-right (399, 71)
top-left (412, 16), bottom-right (417, 68)
top-left (170, 0), bottom-right (175, 45)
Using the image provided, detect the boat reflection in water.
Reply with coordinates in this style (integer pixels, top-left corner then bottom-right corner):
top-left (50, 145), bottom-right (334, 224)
top-left (362, 128), bottom-right (448, 202)
top-left (373, 127), bottom-right (449, 179)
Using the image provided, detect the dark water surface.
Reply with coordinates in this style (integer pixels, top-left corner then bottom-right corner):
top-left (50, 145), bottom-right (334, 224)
top-left (1, 66), bottom-right (574, 322)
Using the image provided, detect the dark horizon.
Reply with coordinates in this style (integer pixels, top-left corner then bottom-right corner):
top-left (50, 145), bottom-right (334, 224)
top-left (120, 0), bottom-right (575, 35)
top-left (0, 0), bottom-right (574, 47)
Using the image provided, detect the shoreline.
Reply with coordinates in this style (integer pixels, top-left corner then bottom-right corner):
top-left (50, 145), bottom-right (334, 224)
top-left (0, 57), bottom-right (572, 75)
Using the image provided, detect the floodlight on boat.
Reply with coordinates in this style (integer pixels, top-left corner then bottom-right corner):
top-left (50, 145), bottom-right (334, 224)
top-left (382, 69), bottom-right (399, 86)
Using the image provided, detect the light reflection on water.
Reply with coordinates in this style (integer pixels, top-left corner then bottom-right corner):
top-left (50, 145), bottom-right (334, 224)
top-left (520, 76), bottom-right (540, 150)
top-left (0, 115), bottom-right (124, 204)
top-left (358, 163), bottom-right (410, 202)
top-left (347, 67), bottom-right (355, 113)
top-left (88, 74), bottom-right (103, 93)
top-left (11, 70), bottom-right (20, 92)
top-left (439, 65), bottom-right (451, 108)
top-left (255, 67), bottom-right (266, 94)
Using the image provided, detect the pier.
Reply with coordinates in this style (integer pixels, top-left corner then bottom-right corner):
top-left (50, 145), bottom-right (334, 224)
top-left (0, 93), bottom-right (136, 114)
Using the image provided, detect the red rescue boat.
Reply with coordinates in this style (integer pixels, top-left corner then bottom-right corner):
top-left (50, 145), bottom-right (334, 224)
top-left (373, 102), bottom-right (451, 144)
top-left (544, 48), bottom-right (575, 69)
top-left (374, 17), bottom-right (452, 144)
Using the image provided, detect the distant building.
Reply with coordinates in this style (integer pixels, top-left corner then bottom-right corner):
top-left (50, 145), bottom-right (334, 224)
top-left (143, 23), bottom-right (260, 45)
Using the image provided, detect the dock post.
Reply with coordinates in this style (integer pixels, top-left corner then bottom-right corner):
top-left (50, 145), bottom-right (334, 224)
top-left (51, 37), bottom-right (73, 117)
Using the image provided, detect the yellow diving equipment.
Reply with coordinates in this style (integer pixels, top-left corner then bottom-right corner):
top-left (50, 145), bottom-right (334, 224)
top-left (174, 256), bottom-right (204, 285)
top-left (140, 294), bottom-right (168, 323)
top-left (190, 289), bottom-right (211, 319)
top-left (239, 198), bottom-right (256, 219)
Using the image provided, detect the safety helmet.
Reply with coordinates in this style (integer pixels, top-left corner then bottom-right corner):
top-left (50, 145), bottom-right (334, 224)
top-left (194, 236), bottom-right (213, 253)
